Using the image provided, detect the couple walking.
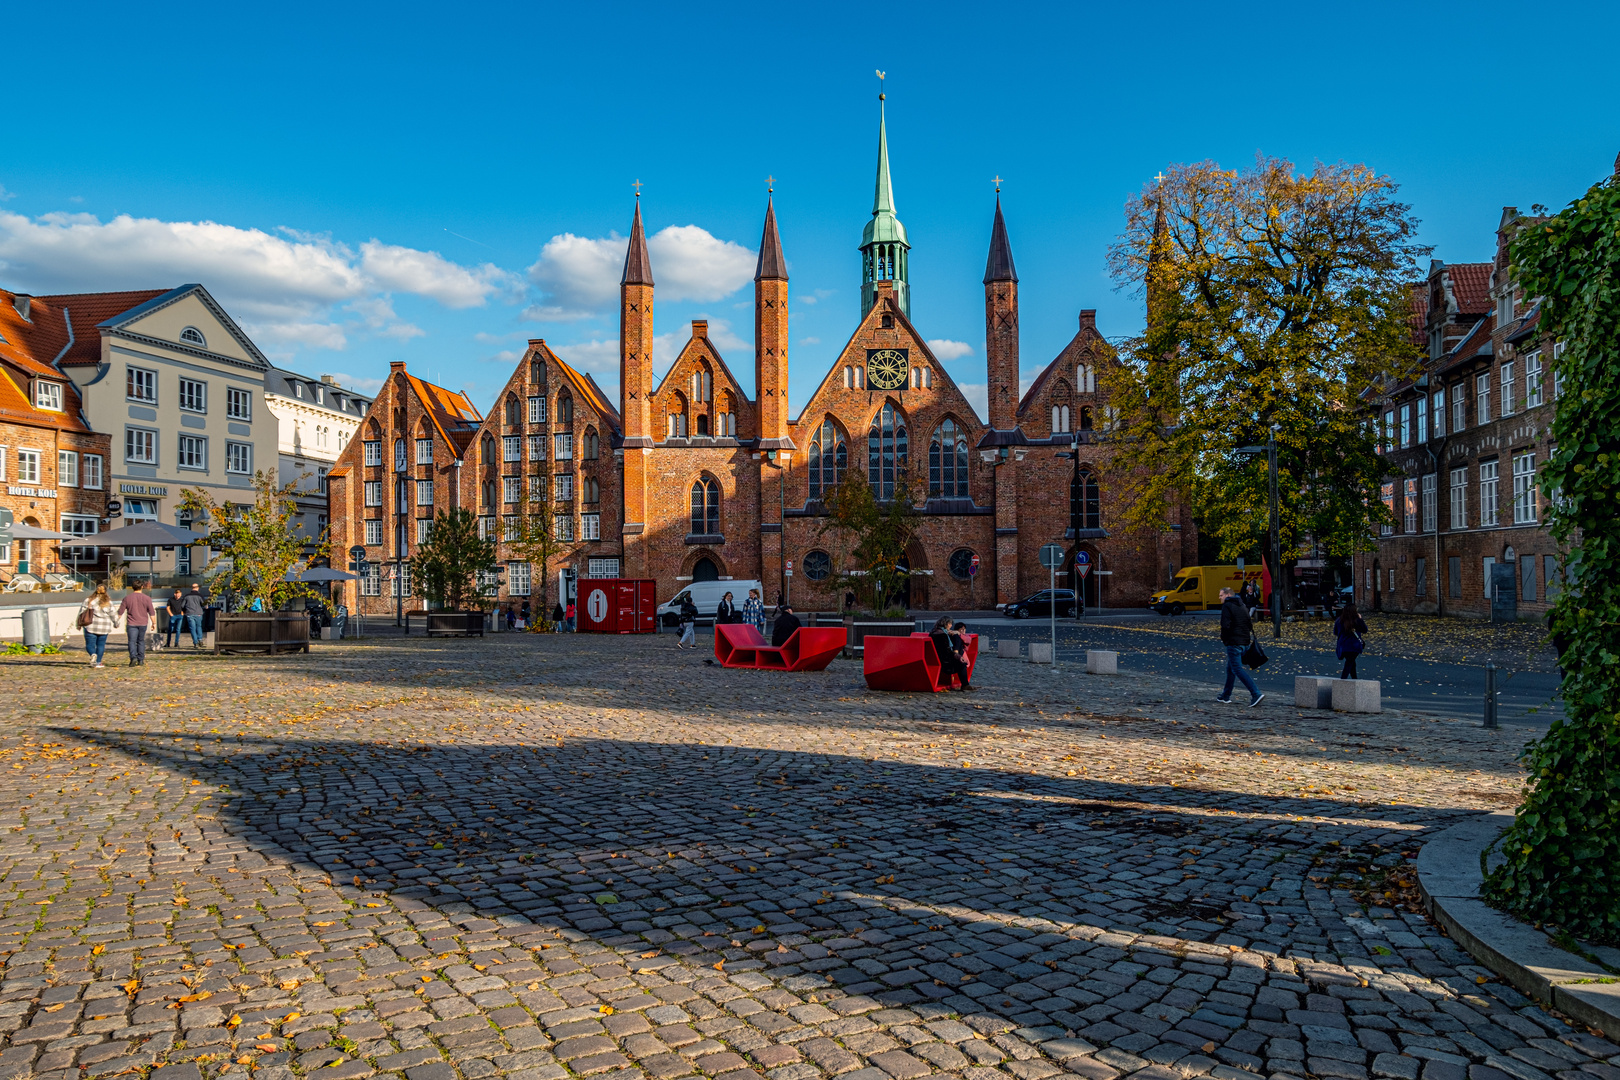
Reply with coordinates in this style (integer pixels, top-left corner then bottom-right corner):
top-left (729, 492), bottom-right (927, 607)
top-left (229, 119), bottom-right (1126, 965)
top-left (78, 581), bottom-right (205, 667)
top-left (1217, 586), bottom-right (1369, 705)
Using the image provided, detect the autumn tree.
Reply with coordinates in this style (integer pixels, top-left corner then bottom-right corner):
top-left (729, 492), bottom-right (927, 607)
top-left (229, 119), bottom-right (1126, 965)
top-left (1106, 156), bottom-right (1428, 604)
top-left (819, 469), bottom-right (921, 614)
top-left (505, 511), bottom-right (572, 630)
top-left (411, 509), bottom-right (497, 611)
top-left (1482, 169), bottom-right (1620, 942)
top-left (180, 471), bottom-right (327, 611)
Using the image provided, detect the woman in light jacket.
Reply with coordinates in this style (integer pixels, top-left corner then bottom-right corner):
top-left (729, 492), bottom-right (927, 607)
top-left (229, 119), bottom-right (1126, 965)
top-left (79, 585), bottom-right (120, 668)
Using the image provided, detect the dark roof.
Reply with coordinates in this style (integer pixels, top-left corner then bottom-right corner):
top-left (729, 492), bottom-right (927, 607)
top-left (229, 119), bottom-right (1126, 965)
top-left (621, 200), bottom-right (654, 286)
top-left (1407, 282), bottom-right (1429, 349)
top-left (982, 196), bottom-right (1018, 284)
top-left (755, 197), bottom-right (787, 282)
top-left (268, 367), bottom-right (373, 415)
top-left (1446, 263), bottom-right (1493, 315)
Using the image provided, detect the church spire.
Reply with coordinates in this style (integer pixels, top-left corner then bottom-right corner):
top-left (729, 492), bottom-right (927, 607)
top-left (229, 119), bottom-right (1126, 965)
top-left (621, 194), bottom-right (654, 286)
top-left (755, 194), bottom-right (787, 282)
top-left (983, 193), bottom-right (1018, 284)
top-left (860, 81), bottom-right (910, 321)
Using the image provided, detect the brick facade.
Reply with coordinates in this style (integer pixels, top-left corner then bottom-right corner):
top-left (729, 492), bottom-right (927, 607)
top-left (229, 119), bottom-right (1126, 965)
top-left (1359, 207), bottom-right (1567, 620)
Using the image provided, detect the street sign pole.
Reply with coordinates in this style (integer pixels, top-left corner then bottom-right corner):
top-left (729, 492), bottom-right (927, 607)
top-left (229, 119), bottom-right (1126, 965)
top-left (1039, 543), bottom-right (1065, 672)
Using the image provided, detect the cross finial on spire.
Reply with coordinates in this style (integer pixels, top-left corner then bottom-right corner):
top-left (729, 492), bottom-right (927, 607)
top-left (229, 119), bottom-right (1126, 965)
top-left (1153, 172), bottom-right (1165, 185)
top-left (632, 178), bottom-right (644, 197)
top-left (766, 175), bottom-right (775, 193)
top-left (993, 175), bottom-right (1003, 193)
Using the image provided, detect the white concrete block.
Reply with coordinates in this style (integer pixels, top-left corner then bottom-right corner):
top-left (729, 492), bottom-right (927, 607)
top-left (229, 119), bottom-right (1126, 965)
top-left (1331, 678), bottom-right (1381, 713)
top-left (1028, 641), bottom-right (1053, 664)
top-left (320, 627), bottom-right (335, 641)
top-left (1295, 675), bottom-right (1335, 709)
top-left (997, 638), bottom-right (1021, 659)
top-left (1086, 650), bottom-right (1118, 675)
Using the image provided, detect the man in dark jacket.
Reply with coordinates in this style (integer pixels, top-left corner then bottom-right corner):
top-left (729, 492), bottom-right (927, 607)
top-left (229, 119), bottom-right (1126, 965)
top-left (771, 604), bottom-right (802, 648)
top-left (1217, 587), bottom-right (1265, 706)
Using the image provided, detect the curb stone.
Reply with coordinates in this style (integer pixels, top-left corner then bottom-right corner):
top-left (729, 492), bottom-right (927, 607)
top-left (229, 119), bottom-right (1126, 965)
top-left (1416, 810), bottom-right (1620, 1039)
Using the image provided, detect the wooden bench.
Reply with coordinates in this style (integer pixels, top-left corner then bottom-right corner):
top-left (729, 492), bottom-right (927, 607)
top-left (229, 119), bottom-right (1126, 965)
top-left (713, 623), bottom-right (846, 671)
top-left (863, 632), bottom-right (979, 692)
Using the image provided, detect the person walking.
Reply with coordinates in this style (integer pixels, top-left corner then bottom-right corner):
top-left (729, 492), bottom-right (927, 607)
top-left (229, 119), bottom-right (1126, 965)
top-left (1216, 586), bottom-right (1265, 707)
top-left (676, 592), bottom-right (699, 649)
top-left (117, 580), bottom-right (156, 667)
top-left (929, 616), bottom-right (973, 691)
top-left (742, 589), bottom-right (765, 636)
top-left (716, 591), bottom-right (737, 625)
top-left (164, 589), bottom-right (184, 649)
top-left (551, 602), bottom-right (565, 631)
top-left (564, 600), bottom-right (576, 633)
top-left (181, 583), bottom-right (206, 647)
top-left (771, 604), bottom-right (802, 647)
top-left (78, 585), bottom-right (118, 668)
top-left (1334, 602), bottom-right (1368, 680)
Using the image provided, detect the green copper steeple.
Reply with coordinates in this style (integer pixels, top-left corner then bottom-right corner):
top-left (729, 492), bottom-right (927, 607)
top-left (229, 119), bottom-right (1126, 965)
top-left (860, 94), bottom-right (910, 320)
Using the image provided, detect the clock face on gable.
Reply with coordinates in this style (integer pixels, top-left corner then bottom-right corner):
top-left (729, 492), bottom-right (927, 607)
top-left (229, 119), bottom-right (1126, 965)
top-left (865, 348), bottom-right (909, 390)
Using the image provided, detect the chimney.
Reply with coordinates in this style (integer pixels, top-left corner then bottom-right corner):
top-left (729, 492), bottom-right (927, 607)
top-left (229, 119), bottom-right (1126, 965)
top-left (12, 294), bottom-right (31, 321)
top-left (321, 374), bottom-right (340, 387)
top-left (692, 319), bottom-right (708, 339)
top-left (1079, 309), bottom-right (1097, 331)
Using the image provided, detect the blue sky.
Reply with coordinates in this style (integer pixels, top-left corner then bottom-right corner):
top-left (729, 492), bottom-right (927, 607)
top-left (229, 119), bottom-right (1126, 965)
top-left (2, 1), bottom-right (1614, 420)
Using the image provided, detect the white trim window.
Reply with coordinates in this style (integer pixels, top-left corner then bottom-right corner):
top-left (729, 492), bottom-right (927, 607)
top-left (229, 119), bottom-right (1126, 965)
top-left (1421, 473), bottom-right (1436, 533)
top-left (503, 435), bottom-right (521, 462)
top-left (1524, 351), bottom-right (1544, 409)
top-left (177, 434), bottom-right (207, 471)
top-left (227, 387), bottom-right (252, 421)
top-left (225, 441), bottom-right (252, 474)
top-left (391, 565), bottom-right (413, 598)
top-left (503, 476), bottom-right (520, 504)
top-left (360, 561), bottom-right (381, 596)
top-left (364, 481), bottom-right (383, 507)
top-left (417, 518), bottom-right (433, 544)
top-left (1403, 478), bottom-right (1417, 533)
top-left (554, 514), bottom-right (574, 542)
top-left (588, 558), bottom-right (620, 578)
top-left (0, 447), bottom-right (6, 481)
top-left (528, 396), bottom-right (545, 424)
top-left (1382, 410), bottom-right (1394, 453)
top-left (503, 515), bottom-right (520, 542)
top-left (83, 454), bottom-right (102, 489)
top-left (508, 561), bottom-right (532, 596)
top-left (1449, 467), bottom-right (1467, 529)
top-left (61, 515), bottom-right (99, 563)
top-left (364, 440), bottom-right (382, 466)
top-left (1476, 373), bottom-right (1491, 425)
top-left (1500, 362), bottom-right (1516, 415)
top-left (529, 475), bottom-right (546, 502)
top-left (1432, 389), bottom-right (1445, 438)
top-left (416, 480), bottom-right (434, 507)
top-left (582, 513), bottom-right (601, 541)
top-left (554, 432), bottom-right (573, 459)
top-left (16, 449), bottom-right (40, 484)
top-left (415, 438), bottom-right (434, 465)
top-left (1452, 385), bottom-right (1466, 433)
top-left (127, 367), bottom-right (157, 403)
top-left (180, 326), bottom-right (207, 348)
top-left (125, 427), bottom-right (157, 465)
top-left (528, 434), bottom-right (545, 461)
top-left (1479, 459), bottom-right (1500, 527)
top-left (1512, 451), bottom-right (1537, 524)
top-left (1553, 341), bottom-right (1566, 399)
top-left (178, 378), bottom-right (207, 413)
top-left (554, 473), bottom-right (573, 501)
top-left (1399, 403), bottom-right (1412, 448)
top-left (57, 451), bottom-right (78, 487)
top-left (1380, 482), bottom-right (1394, 536)
top-left (477, 516), bottom-right (496, 541)
top-left (364, 519), bottom-right (383, 546)
top-left (34, 381), bottom-right (62, 411)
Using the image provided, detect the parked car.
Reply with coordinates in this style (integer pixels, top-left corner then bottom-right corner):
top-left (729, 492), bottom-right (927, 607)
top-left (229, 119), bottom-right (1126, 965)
top-left (1001, 589), bottom-right (1078, 619)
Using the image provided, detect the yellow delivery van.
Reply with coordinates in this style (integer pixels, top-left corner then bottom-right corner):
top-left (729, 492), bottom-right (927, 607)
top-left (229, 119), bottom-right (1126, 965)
top-left (1149, 565), bottom-right (1265, 615)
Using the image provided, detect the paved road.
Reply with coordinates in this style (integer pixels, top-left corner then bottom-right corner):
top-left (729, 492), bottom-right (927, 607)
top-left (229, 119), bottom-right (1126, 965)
top-left (964, 615), bottom-right (1560, 729)
top-left (0, 636), bottom-right (1600, 1080)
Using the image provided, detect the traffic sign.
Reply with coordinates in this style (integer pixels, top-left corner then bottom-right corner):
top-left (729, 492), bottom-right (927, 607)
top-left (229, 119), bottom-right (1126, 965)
top-left (1075, 550), bottom-right (1091, 578)
top-left (1039, 543), bottom-right (1065, 569)
top-left (968, 553), bottom-right (980, 577)
top-left (349, 545), bottom-right (366, 561)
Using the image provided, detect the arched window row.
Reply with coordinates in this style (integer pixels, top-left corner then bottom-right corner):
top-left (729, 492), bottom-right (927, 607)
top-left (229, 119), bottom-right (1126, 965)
top-left (808, 419), bottom-right (847, 499)
top-left (1052, 405), bottom-right (1071, 434)
top-left (842, 365), bottom-right (867, 390)
top-left (929, 417), bottom-right (968, 498)
top-left (689, 367), bottom-right (712, 403)
top-left (868, 402), bottom-right (908, 499)
top-left (668, 392), bottom-right (688, 439)
top-left (1076, 362), bottom-right (1096, 394)
top-left (909, 367), bottom-right (932, 389)
top-left (690, 477), bottom-right (720, 535)
top-left (1073, 470), bottom-right (1101, 530)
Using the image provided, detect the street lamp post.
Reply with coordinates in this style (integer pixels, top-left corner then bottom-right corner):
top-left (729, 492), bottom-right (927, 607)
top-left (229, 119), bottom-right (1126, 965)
top-left (1238, 429), bottom-right (1283, 639)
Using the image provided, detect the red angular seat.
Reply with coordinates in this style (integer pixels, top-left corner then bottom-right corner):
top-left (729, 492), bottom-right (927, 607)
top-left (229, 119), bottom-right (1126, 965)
top-left (862, 633), bottom-right (978, 692)
top-left (713, 623), bottom-right (846, 672)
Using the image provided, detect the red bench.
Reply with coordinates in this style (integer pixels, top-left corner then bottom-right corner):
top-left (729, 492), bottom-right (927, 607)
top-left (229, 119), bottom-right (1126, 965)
top-left (863, 632), bottom-right (979, 692)
top-left (713, 623), bottom-right (846, 672)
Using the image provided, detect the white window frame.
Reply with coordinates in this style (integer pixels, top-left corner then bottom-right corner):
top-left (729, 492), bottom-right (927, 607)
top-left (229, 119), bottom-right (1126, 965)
top-left (16, 448), bottom-right (41, 484)
top-left (360, 562), bottom-right (382, 596)
top-left (364, 440), bottom-right (382, 466)
top-left (415, 438), bottom-right (434, 465)
top-left (34, 381), bottom-right (62, 411)
top-left (1476, 373), bottom-right (1491, 425)
top-left (57, 451), bottom-right (78, 488)
top-left (503, 435), bottom-right (521, 462)
top-left (178, 378), bottom-right (207, 414)
top-left (417, 518), bottom-right (433, 544)
top-left (1399, 403), bottom-right (1412, 448)
top-left (503, 476), bottom-right (521, 504)
top-left (226, 386), bottom-right (252, 421)
top-left (1421, 473), bottom-right (1436, 533)
top-left (1479, 459), bottom-right (1500, 527)
top-left (1501, 362), bottom-right (1516, 416)
top-left (1432, 389), bottom-right (1445, 438)
top-left (502, 515), bottom-right (520, 542)
top-left (528, 396), bottom-right (545, 424)
top-left (126, 367), bottom-right (157, 404)
top-left (364, 481), bottom-right (383, 507)
top-left (1449, 467), bottom-right (1467, 530)
top-left (529, 475), bottom-right (546, 502)
top-left (1452, 385), bottom-right (1466, 433)
top-left (1512, 451), bottom-right (1537, 525)
top-left (508, 561), bottom-right (532, 596)
top-left (554, 514), bottom-right (575, 542)
top-left (225, 441), bottom-right (252, 475)
top-left (1403, 477), bottom-right (1417, 534)
top-left (365, 519), bottom-right (383, 546)
top-left (554, 473), bottom-right (573, 501)
top-left (581, 513), bottom-right (601, 541)
top-left (528, 434), bottom-right (545, 461)
top-left (83, 454), bottom-right (102, 490)
top-left (416, 479), bottom-right (434, 507)
top-left (1553, 341), bottom-right (1566, 400)
top-left (125, 427), bottom-right (157, 465)
top-left (554, 432), bottom-right (573, 459)
top-left (176, 434), bottom-right (207, 471)
top-left (1523, 351), bottom-right (1544, 409)
top-left (1380, 482), bottom-right (1394, 536)
top-left (588, 558), bottom-right (621, 579)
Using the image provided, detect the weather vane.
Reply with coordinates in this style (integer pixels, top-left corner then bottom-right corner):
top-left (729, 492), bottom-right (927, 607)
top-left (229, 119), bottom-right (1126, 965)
top-left (876, 69), bottom-right (885, 101)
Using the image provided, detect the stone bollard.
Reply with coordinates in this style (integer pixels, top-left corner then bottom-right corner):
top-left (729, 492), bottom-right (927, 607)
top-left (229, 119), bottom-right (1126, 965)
top-left (1086, 650), bottom-right (1118, 675)
top-left (1028, 641), bottom-right (1054, 664)
top-left (1294, 676), bottom-right (1335, 709)
top-left (1331, 678), bottom-right (1381, 713)
top-left (997, 638), bottom-right (1021, 659)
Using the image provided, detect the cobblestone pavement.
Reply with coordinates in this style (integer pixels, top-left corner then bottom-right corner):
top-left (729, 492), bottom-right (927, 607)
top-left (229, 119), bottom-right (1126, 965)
top-left (2, 635), bottom-right (1609, 1080)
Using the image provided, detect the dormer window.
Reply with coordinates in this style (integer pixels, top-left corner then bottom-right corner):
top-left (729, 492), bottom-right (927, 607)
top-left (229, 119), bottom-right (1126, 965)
top-left (34, 381), bottom-right (62, 411)
top-left (180, 326), bottom-right (207, 348)
top-left (294, 383), bottom-right (305, 398)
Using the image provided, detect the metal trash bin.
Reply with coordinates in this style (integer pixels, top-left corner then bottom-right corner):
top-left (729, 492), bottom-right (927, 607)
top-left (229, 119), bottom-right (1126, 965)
top-left (22, 607), bottom-right (50, 654)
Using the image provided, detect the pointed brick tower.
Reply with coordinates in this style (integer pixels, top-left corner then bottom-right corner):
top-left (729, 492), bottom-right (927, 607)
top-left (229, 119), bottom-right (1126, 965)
top-left (755, 194), bottom-right (790, 451)
top-left (983, 193), bottom-right (1020, 432)
top-left (620, 197), bottom-right (655, 572)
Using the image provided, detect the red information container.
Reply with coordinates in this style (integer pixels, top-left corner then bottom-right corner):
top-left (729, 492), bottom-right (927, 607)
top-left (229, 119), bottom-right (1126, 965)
top-left (577, 579), bottom-right (657, 634)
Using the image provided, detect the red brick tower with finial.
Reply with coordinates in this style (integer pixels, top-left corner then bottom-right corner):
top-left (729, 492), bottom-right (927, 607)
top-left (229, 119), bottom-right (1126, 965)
top-left (753, 186), bottom-right (793, 599)
top-left (620, 192), bottom-right (655, 574)
top-left (983, 189), bottom-right (1020, 432)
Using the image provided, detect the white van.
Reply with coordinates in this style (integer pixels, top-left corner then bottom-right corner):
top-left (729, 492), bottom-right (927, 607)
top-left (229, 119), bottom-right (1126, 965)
top-left (656, 580), bottom-right (764, 627)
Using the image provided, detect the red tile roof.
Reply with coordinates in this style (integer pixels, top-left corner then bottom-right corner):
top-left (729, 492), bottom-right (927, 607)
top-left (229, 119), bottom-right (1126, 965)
top-left (1407, 282), bottom-right (1429, 349)
top-left (0, 288), bottom-right (102, 432)
top-left (403, 371), bottom-right (483, 456)
top-left (1446, 263), bottom-right (1493, 316)
top-left (32, 289), bottom-right (170, 366)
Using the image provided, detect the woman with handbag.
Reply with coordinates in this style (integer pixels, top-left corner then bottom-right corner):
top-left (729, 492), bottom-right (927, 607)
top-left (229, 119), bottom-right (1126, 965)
top-left (78, 585), bottom-right (120, 668)
top-left (1216, 587), bottom-right (1265, 707)
top-left (1334, 603), bottom-right (1368, 680)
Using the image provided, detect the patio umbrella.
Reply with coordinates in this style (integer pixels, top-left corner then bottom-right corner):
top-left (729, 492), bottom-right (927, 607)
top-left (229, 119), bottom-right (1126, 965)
top-left (9, 523), bottom-right (78, 540)
top-left (107, 521), bottom-right (209, 585)
top-left (283, 567), bottom-right (358, 582)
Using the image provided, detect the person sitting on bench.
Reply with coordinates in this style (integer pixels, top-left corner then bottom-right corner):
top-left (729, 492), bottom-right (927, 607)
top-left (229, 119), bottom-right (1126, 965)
top-left (929, 616), bottom-right (973, 691)
top-left (771, 604), bottom-right (802, 647)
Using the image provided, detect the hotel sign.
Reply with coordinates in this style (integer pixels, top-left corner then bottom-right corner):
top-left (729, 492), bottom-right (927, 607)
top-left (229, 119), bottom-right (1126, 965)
top-left (118, 483), bottom-right (169, 495)
top-left (7, 486), bottom-right (57, 498)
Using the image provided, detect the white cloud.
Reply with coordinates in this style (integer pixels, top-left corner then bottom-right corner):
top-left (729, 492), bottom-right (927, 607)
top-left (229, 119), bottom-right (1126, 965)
top-left (251, 321), bottom-right (348, 350)
top-left (345, 296), bottom-right (424, 341)
top-left (0, 185), bottom-right (14, 202)
top-left (551, 337), bottom-right (622, 374)
top-left (958, 382), bottom-right (988, 423)
top-left (360, 241), bottom-right (519, 308)
top-left (800, 336), bottom-right (821, 345)
top-left (928, 339), bottom-right (974, 361)
top-left (323, 371), bottom-right (385, 394)
top-left (525, 224), bottom-right (756, 322)
top-left (474, 330), bottom-right (527, 344)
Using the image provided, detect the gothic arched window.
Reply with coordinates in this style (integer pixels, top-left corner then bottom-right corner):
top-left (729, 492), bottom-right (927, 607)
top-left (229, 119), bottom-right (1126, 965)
top-left (668, 392), bottom-right (688, 438)
top-left (691, 477), bottom-right (720, 535)
top-left (808, 419), bottom-right (847, 499)
top-left (1077, 362), bottom-right (1096, 394)
top-left (558, 394), bottom-right (573, 426)
top-left (929, 418), bottom-right (969, 498)
top-left (505, 395), bottom-right (520, 427)
top-left (1073, 470), bottom-right (1101, 530)
top-left (1052, 405), bottom-right (1072, 434)
top-left (868, 402), bottom-right (908, 499)
top-left (583, 427), bottom-right (599, 459)
top-left (718, 391), bottom-right (736, 437)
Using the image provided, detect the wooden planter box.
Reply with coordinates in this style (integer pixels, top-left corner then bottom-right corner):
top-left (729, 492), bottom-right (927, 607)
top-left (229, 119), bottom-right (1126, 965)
top-left (214, 612), bottom-right (311, 655)
top-left (426, 610), bottom-right (486, 637)
top-left (849, 616), bottom-right (918, 652)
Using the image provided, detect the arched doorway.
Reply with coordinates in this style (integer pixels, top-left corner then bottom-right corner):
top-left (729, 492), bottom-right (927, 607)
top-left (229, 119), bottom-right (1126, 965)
top-left (692, 558), bottom-right (720, 583)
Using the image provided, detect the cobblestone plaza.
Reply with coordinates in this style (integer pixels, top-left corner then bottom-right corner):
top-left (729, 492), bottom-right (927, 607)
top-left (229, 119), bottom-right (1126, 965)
top-left (2, 636), bottom-right (1611, 1080)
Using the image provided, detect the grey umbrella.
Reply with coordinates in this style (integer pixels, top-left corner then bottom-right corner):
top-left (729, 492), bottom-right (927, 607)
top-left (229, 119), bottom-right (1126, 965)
top-left (107, 521), bottom-right (209, 585)
top-left (283, 567), bottom-right (359, 582)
